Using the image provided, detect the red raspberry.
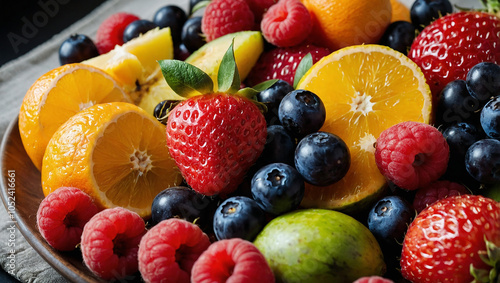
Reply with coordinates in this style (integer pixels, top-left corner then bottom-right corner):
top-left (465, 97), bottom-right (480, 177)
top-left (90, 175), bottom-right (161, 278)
top-left (36, 187), bottom-right (99, 251)
top-left (374, 121), bottom-right (449, 191)
top-left (201, 0), bottom-right (255, 42)
top-left (245, 44), bottom-right (330, 86)
top-left (191, 238), bottom-right (275, 283)
top-left (95, 12), bottom-right (140, 54)
top-left (138, 218), bottom-right (211, 283)
top-left (413, 180), bottom-right (469, 213)
top-left (81, 207), bottom-right (146, 280)
top-left (245, 0), bottom-right (278, 22)
top-left (353, 276), bottom-right (394, 283)
top-left (261, 0), bottom-right (312, 47)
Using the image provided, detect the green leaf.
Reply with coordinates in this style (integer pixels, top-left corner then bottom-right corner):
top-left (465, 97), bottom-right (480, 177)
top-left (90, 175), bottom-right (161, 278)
top-left (191, 0), bottom-right (211, 15)
top-left (471, 264), bottom-right (490, 283)
top-left (251, 79), bottom-right (279, 92)
top-left (236, 87), bottom-right (260, 100)
top-left (293, 53), bottom-right (313, 88)
top-left (217, 39), bottom-right (240, 93)
top-left (159, 59), bottom-right (213, 97)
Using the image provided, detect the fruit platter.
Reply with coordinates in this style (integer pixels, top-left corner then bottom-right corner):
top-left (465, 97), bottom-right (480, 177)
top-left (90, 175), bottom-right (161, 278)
top-left (1, 0), bottom-right (500, 282)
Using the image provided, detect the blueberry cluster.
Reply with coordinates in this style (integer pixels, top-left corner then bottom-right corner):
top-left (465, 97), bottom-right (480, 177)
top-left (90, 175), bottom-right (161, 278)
top-left (379, 0), bottom-right (452, 55)
top-left (436, 62), bottom-right (500, 187)
top-left (58, 4), bottom-right (205, 65)
top-left (151, 80), bottom-right (352, 242)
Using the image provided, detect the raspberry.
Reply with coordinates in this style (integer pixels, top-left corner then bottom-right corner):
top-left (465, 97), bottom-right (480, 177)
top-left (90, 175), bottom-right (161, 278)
top-left (138, 218), bottom-right (211, 283)
top-left (353, 276), bottom-right (394, 283)
top-left (413, 180), bottom-right (469, 213)
top-left (374, 121), bottom-right (450, 191)
top-left (201, 0), bottom-right (255, 42)
top-left (81, 207), bottom-right (146, 280)
top-left (261, 0), bottom-right (312, 47)
top-left (36, 187), bottom-right (99, 251)
top-left (245, 0), bottom-right (278, 22)
top-left (95, 12), bottom-right (140, 54)
top-left (191, 238), bottom-right (275, 283)
top-left (245, 44), bottom-right (330, 86)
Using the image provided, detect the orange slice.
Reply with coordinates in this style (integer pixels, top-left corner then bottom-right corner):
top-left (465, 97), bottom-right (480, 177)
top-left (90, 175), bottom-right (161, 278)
top-left (41, 102), bottom-right (183, 218)
top-left (19, 63), bottom-right (131, 171)
top-left (296, 44), bottom-right (432, 212)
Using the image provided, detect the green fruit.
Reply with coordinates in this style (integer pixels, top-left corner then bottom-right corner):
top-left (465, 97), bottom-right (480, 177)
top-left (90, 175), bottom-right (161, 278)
top-left (185, 31), bottom-right (263, 87)
top-left (254, 209), bottom-right (386, 283)
top-left (482, 183), bottom-right (500, 202)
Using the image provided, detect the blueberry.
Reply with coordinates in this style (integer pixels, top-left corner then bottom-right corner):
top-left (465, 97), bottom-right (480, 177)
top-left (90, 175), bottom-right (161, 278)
top-left (379, 21), bottom-right (416, 55)
top-left (257, 80), bottom-right (294, 125)
top-left (251, 163), bottom-right (304, 215)
top-left (58, 34), bottom-right (99, 65)
top-left (367, 196), bottom-right (413, 249)
top-left (153, 100), bottom-right (180, 124)
top-left (258, 125), bottom-right (296, 166)
top-left (294, 132), bottom-right (350, 186)
top-left (466, 62), bottom-right (500, 105)
top-left (465, 139), bottom-right (500, 184)
top-left (443, 122), bottom-right (483, 159)
top-left (436, 80), bottom-right (481, 127)
top-left (481, 96), bottom-right (500, 138)
top-left (410, 0), bottom-right (452, 30)
top-left (150, 186), bottom-right (217, 229)
top-left (153, 5), bottom-right (187, 46)
top-left (441, 123), bottom-right (483, 191)
top-left (279, 89), bottom-right (326, 137)
top-left (181, 16), bottom-right (205, 53)
top-left (213, 196), bottom-right (266, 241)
top-left (123, 19), bottom-right (158, 43)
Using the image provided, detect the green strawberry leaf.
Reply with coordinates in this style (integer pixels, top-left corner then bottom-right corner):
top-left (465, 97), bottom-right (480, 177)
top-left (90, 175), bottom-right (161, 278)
top-left (236, 87), bottom-right (260, 99)
top-left (236, 80), bottom-right (278, 100)
top-left (217, 39), bottom-right (241, 94)
top-left (159, 59), bottom-right (214, 97)
top-left (191, 0), bottom-right (211, 15)
top-left (252, 79), bottom-right (279, 92)
top-left (293, 53), bottom-right (313, 88)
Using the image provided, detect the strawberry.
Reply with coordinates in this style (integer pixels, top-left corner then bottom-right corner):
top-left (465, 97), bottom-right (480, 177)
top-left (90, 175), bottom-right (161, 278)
top-left (245, 44), bottom-right (330, 87)
top-left (400, 194), bottom-right (500, 283)
top-left (166, 93), bottom-right (266, 196)
top-left (160, 43), bottom-right (268, 196)
top-left (408, 11), bottom-right (500, 103)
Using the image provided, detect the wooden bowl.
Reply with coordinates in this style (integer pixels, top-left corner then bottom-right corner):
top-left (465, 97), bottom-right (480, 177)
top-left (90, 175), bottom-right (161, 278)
top-left (0, 117), bottom-right (130, 283)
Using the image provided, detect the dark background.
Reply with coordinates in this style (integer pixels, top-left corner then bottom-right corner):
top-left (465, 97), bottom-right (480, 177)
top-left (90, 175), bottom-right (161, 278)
top-left (1, 0), bottom-right (108, 66)
top-left (0, 1), bottom-right (107, 281)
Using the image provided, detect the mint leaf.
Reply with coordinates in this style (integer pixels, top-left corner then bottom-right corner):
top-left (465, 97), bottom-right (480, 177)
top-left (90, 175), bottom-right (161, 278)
top-left (217, 39), bottom-right (241, 93)
top-left (159, 59), bottom-right (213, 97)
top-left (293, 53), bottom-right (313, 88)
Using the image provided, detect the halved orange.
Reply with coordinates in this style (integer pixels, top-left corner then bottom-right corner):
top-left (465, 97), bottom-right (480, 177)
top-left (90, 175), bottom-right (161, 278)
top-left (41, 102), bottom-right (183, 218)
top-left (296, 44), bottom-right (432, 212)
top-left (19, 63), bottom-right (131, 171)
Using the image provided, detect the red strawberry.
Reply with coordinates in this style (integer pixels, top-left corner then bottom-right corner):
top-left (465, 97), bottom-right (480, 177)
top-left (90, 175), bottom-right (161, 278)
top-left (409, 11), bottom-right (500, 103)
top-left (400, 194), bottom-right (500, 283)
top-left (95, 12), bottom-right (140, 54)
top-left (245, 44), bottom-right (330, 87)
top-left (166, 93), bottom-right (267, 196)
